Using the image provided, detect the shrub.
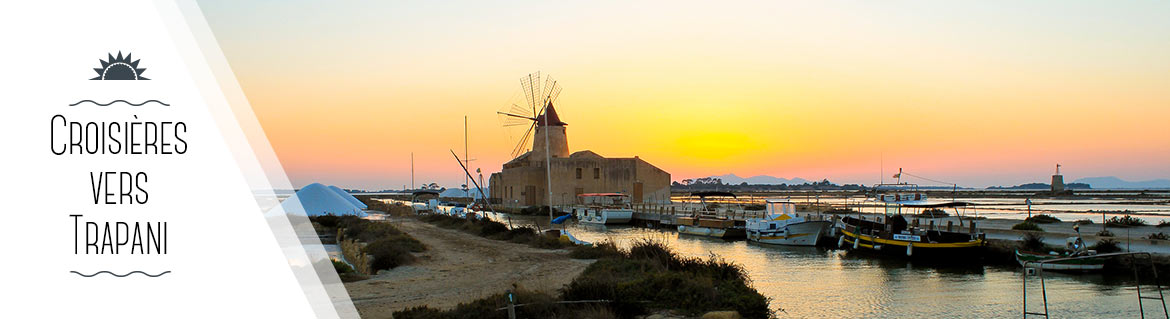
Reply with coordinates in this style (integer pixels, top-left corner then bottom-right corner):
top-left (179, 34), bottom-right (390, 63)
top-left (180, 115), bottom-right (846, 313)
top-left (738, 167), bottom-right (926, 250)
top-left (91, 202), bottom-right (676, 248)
top-left (1012, 222), bottom-right (1043, 231)
top-left (1020, 232), bottom-right (1048, 252)
top-left (350, 222), bottom-right (410, 242)
top-left (1097, 230), bottom-right (1115, 237)
top-left (1025, 214), bottom-right (1061, 224)
top-left (364, 240), bottom-right (416, 271)
top-left (394, 289), bottom-right (564, 319)
top-left (1091, 239), bottom-right (1123, 253)
top-left (1158, 220), bottom-right (1170, 228)
top-left (1074, 219), bottom-right (1094, 225)
top-left (1105, 215), bottom-right (1147, 228)
top-left (569, 241), bottom-right (623, 260)
top-left (1149, 232), bottom-right (1170, 240)
top-left (528, 233), bottom-right (570, 249)
top-left (363, 235), bottom-right (425, 271)
top-left (332, 259), bottom-right (354, 274)
top-left (478, 220), bottom-right (510, 237)
top-left (563, 239), bottom-right (769, 318)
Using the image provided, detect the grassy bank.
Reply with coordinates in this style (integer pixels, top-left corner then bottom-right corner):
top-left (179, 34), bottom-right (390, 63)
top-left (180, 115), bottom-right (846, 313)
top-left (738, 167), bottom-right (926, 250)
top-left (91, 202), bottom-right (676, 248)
top-left (394, 239), bottom-right (772, 319)
top-left (311, 215), bottom-right (425, 276)
top-left (418, 214), bottom-right (571, 250)
top-left (360, 198), bottom-right (415, 216)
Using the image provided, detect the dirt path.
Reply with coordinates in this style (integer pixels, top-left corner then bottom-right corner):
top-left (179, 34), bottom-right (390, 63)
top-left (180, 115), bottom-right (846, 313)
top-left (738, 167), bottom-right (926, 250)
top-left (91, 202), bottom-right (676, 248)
top-left (345, 217), bottom-right (594, 318)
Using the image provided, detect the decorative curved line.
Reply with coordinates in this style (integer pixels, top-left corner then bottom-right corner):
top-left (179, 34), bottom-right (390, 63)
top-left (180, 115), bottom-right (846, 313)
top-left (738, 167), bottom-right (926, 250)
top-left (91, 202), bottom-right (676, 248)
top-left (69, 100), bottom-right (170, 106)
top-left (70, 270), bottom-right (171, 278)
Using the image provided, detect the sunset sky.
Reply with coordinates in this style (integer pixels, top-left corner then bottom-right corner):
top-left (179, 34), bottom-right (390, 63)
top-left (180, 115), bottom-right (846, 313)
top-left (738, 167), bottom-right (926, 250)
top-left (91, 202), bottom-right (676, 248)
top-left (198, 1), bottom-right (1170, 190)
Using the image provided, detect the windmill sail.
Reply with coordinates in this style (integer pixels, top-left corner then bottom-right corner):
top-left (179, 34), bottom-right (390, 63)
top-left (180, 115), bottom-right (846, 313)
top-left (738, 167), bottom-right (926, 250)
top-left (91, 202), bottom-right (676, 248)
top-left (497, 72), bottom-right (563, 159)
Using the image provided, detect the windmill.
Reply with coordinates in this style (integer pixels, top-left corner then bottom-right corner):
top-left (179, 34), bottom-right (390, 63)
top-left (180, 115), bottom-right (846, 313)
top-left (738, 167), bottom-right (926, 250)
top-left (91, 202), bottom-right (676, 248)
top-left (497, 72), bottom-right (562, 159)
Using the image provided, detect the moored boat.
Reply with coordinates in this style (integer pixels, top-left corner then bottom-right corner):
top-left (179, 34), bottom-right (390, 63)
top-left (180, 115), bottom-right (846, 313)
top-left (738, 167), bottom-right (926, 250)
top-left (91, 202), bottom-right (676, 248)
top-left (573, 193), bottom-right (634, 225)
top-left (838, 185), bottom-right (985, 258)
top-left (1016, 225), bottom-right (1106, 271)
top-left (746, 200), bottom-right (831, 246)
top-left (1015, 251), bottom-right (1105, 271)
top-left (676, 192), bottom-right (747, 239)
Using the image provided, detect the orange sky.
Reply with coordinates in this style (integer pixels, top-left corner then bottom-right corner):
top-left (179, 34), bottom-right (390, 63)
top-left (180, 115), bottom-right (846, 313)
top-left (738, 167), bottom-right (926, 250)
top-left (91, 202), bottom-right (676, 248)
top-left (199, 1), bottom-right (1170, 189)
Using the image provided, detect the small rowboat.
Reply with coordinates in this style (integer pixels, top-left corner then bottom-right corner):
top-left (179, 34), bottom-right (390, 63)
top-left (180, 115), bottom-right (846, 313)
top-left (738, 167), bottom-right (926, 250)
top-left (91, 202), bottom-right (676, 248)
top-left (1015, 250), bottom-right (1105, 271)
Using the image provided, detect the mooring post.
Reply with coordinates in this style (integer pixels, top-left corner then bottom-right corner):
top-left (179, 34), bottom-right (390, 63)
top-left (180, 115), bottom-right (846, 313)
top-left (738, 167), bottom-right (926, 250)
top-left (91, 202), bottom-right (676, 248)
top-left (506, 289), bottom-right (516, 319)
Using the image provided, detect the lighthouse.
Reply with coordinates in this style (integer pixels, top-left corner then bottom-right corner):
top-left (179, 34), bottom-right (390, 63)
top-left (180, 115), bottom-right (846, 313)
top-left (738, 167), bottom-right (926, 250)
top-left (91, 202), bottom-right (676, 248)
top-left (1051, 164), bottom-right (1065, 192)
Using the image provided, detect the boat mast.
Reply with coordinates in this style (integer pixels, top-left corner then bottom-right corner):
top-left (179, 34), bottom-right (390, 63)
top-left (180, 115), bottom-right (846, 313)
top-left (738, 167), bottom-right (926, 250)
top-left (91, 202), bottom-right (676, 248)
top-left (465, 116), bottom-right (469, 192)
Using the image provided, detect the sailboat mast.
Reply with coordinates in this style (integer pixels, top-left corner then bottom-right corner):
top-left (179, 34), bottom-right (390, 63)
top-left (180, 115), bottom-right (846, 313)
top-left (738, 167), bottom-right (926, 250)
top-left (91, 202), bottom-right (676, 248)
top-left (465, 116), bottom-right (469, 191)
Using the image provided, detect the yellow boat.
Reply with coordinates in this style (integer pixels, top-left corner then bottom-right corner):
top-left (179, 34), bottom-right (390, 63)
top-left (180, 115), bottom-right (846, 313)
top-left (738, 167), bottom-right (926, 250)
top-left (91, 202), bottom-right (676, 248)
top-left (838, 200), bottom-right (985, 258)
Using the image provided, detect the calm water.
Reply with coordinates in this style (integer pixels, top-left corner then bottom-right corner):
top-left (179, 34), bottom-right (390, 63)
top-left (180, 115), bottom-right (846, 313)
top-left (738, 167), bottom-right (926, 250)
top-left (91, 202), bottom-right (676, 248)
top-left (487, 213), bottom-right (1161, 318)
top-left (672, 195), bottom-right (1170, 224)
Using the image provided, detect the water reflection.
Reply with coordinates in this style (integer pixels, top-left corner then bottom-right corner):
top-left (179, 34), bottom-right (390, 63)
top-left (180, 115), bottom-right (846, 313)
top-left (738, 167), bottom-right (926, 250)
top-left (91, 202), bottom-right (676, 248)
top-left (481, 212), bottom-right (1149, 317)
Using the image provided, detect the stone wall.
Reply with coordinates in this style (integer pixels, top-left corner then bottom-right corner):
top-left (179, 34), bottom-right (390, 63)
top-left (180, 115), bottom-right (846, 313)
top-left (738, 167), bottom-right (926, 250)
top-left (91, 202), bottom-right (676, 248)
top-left (338, 228), bottom-right (373, 275)
top-left (491, 153), bottom-right (671, 207)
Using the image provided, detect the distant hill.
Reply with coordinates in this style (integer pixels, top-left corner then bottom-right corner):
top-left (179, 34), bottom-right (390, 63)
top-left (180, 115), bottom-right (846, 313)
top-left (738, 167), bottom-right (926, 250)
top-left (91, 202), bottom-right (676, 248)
top-left (1073, 176), bottom-right (1170, 189)
top-left (988, 182), bottom-right (1090, 190)
top-left (708, 174), bottom-right (811, 185)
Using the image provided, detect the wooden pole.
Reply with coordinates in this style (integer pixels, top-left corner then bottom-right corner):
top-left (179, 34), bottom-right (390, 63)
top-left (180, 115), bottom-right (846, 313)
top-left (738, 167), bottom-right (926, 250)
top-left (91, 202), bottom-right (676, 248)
top-left (506, 289), bottom-right (517, 319)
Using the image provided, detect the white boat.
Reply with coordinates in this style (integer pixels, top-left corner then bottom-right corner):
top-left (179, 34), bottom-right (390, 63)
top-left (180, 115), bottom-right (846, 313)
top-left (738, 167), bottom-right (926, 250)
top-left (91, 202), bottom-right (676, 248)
top-left (573, 193), bottom-right (634, 225)
top-left (675, 192), bottom-right (746, 239)
top-left (746, 200), bottom-right (831, 246)
top-left (1016, 225), bottom-right (1105, 271)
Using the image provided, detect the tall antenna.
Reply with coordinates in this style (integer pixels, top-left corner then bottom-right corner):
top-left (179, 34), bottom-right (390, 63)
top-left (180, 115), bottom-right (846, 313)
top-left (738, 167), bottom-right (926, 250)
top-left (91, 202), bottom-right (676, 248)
top-left (410, 152), bottom-right (414, 190)
top-left (465, 116), bottom-right (469, 191)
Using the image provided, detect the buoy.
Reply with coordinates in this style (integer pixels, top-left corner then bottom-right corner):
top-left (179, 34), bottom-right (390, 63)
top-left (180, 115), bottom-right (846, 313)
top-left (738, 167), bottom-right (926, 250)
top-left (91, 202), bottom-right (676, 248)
top-left (906, 243), bottom-right (914, 257)
top-left (838, 235), bottom-right (845, 247)
top-left (853, 236), bottom-right (860, 249)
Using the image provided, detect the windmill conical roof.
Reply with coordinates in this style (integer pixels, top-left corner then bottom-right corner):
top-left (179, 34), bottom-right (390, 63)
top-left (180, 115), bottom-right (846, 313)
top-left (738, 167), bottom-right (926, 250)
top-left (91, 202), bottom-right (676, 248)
top-left (536, 101), bottom-right (567, 126)
top-left (276, 183), bottom-right (366, 217)
top-left (328, 185), bottom-right (368, 209)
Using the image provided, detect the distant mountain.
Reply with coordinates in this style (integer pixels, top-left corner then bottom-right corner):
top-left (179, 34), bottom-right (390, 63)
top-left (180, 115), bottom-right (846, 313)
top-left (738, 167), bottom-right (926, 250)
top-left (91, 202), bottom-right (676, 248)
top-left (988, 182), bottom-right (1090, 190)
top-left (1073, 176), bottom-right (1170, 189)
top-left (709, 174), bottom-right (811, 185)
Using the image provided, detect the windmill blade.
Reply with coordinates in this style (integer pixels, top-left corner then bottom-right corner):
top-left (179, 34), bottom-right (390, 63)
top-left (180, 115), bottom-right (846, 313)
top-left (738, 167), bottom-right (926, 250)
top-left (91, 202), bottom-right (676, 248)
top-left (511, 122), bottom-right (536, 158)
top-left (521, 72), bottom-right (542, 116)
top-left (497, 111), bottom-right (536, 121)
top-left (542, 78), bottom-right (561, 106)
top-left (508, 103), bottom-right (533, 118)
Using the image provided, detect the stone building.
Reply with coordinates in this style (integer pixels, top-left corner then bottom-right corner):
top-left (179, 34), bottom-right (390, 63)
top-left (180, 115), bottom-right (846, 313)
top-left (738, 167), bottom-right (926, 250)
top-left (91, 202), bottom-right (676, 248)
top-left (488, 103), bottom-right (671, 207)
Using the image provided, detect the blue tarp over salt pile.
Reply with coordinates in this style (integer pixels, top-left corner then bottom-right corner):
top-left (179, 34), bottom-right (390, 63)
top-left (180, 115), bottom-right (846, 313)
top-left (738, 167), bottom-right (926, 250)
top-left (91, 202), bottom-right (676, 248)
top-left (328, 185), bottom-right (368, 209)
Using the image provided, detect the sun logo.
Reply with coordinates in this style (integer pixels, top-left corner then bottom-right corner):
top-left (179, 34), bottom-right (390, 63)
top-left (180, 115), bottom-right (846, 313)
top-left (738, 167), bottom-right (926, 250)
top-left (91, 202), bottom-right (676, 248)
top-left (91, 51), bottom-right (149, 80)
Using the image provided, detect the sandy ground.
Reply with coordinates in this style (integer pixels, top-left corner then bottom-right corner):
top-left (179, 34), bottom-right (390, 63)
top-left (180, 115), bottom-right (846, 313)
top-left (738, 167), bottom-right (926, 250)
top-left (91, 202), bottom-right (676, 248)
top-left (344, 217), bottom-right (594, 318)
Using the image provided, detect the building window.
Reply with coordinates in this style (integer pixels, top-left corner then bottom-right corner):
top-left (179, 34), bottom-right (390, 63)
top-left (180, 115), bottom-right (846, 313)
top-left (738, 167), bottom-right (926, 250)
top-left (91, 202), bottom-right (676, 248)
top-left (576, 168), bottom-right (582, 179)
top-left (593, 167), bottom-right (600, 179)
